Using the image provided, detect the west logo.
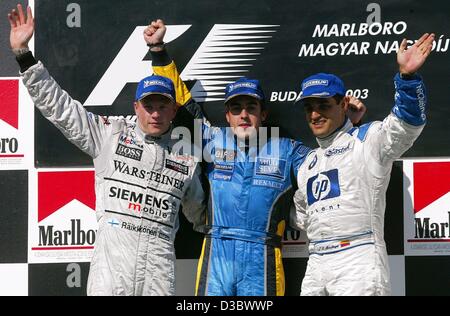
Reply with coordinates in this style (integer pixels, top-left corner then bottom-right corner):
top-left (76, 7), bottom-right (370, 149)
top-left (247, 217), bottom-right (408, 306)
top-left (255, 158), bottom-right (286, 180)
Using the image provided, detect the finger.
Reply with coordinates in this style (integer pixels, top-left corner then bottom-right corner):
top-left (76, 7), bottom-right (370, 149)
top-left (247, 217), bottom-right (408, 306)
top-left (414, 33), bottom-right (429, 47)
top-left (424, 37), bottom-right (434, 57)
top-left (7, 13), bottom-right (16, 28)
top-left (11, 9), bottom-right (20, 27)
top-left (156, 19), bottom-right (164, 26)
top-left (423, 33), bottom-right (435, 49)
top-left (419, 34), bottom-right (435, 55)
top-left (17, 4), bottom-right (26, 24)
top-left (144, 27), bottom-right (153, 35)
top-left (26, 6), bottom-right (34, 25)
top-left (399, 38), bottom-right (407, 52)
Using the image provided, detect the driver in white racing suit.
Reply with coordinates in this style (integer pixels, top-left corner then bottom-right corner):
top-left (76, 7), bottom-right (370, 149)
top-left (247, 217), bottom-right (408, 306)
top-left (292, 33), bottom-right (435, 296)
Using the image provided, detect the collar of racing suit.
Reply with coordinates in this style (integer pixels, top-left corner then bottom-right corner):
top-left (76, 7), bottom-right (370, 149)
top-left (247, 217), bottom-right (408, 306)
top-left (134, 123), bottom-right (179, 145)
top-left (316, 118), bottom-right (353, 149)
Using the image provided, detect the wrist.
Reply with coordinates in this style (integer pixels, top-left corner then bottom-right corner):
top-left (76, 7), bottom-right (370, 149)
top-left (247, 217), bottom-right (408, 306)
top-left (399, 72), bottom-right (416, 80)
top-left (147, 42), bottom-right (165, 52)
top-left (12, 46), bottom-right (30, 56)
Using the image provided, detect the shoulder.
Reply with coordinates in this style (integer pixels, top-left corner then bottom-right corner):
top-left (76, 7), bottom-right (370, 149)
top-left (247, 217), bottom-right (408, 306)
top-left (347, 121), bottom-right (382, 143)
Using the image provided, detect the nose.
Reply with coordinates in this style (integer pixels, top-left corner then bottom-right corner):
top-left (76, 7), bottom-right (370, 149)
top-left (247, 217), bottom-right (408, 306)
top-left (309, 110), bottom-right (321, 120)
top-left (240, 108), bottom-right (250, 118)
top-left (151, 110), bottom-right (161, 119)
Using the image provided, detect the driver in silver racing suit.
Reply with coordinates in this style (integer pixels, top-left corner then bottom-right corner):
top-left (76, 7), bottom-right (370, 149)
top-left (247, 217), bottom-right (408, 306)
top-left (9, 5), bottom-right (206, 295)
top-left (19, 58), bottom-right (206, 296)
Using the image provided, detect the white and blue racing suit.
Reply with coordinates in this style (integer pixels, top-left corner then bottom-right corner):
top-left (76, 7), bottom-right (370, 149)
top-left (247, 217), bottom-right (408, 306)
top-left (292, 74), bottom-right (427, 296)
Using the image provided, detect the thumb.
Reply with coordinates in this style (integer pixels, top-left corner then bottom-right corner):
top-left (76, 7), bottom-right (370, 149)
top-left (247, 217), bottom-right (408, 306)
top-left (398, 38), bottom-right (407, 53)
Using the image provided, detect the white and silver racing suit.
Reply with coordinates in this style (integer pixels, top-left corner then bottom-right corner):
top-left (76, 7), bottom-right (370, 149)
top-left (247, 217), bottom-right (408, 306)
top-left (22, 61), bottom-right (206, 296)
top-left (292, 74), bottom-right (427, 296)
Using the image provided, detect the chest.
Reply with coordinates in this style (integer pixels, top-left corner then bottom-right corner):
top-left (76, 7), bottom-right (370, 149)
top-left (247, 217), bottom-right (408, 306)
top-left (208, 145), bottom-right (291, 192)
top-left (300, 139), bottom-right (360, 205)
top-left (105, 132), bottom-right (195, 196)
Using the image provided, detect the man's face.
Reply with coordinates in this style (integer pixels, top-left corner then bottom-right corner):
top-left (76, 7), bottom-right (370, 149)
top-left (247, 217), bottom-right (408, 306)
top-left (134, 94), bottom-right (177, 136)
top-left (225, 95), bottom-right (267, 140)
top-left (303, 97), bottom-right (347, 138)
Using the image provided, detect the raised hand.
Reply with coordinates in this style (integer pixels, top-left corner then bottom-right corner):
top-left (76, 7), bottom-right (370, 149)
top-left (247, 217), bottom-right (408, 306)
top-left (398, 33), bottom-right (435, 75)
top-left (8, 4), bottom-right (34, 50)
top-left (346, 96), bottom-right (367, 126)
top-left (144, 19), bottom-right (166, 48)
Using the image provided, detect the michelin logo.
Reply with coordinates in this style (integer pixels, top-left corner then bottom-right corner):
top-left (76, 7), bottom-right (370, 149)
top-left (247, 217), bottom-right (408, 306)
top-left (144, 80), bottom-right (171, 89)
top-left (229, 82), bottom-right (257, 91)
top-left (303, 79), bottom-right (329, 90)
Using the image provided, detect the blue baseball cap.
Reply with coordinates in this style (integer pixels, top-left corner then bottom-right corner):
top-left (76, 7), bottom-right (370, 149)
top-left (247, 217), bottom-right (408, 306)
top-left (135, 75), bottom-right (175, 102)
top-left (224, 78), bottom-right (265, 103)
top-left (296, 73), bottom-right (346, 103)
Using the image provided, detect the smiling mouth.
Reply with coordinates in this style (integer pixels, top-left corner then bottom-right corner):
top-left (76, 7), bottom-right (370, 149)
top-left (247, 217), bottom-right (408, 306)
top-left (239, 124), bottom-right (252, 129)
top-left (311, 120), bottom-right (326, 127)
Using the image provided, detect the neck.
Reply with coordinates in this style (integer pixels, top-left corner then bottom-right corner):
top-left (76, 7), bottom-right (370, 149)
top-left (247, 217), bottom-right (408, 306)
top-left (317, 117), bottom-right (352, 149)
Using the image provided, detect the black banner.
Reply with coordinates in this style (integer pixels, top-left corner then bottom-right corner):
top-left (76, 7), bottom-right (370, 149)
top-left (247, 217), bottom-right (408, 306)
top-left (34, 0), bottom-right (450, 166)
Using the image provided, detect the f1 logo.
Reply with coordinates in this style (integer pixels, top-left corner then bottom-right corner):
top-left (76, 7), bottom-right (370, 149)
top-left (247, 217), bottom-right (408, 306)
top-left (307, 169), bottom-right (341, 206)
top-left (84, 24), bottom-right (277, 106)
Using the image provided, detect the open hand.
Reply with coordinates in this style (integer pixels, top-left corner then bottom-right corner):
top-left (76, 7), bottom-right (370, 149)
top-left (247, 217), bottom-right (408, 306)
top-left (8, 4), bottom-right (34, 50)
top-left (398, 33), bottom-right (435, 75)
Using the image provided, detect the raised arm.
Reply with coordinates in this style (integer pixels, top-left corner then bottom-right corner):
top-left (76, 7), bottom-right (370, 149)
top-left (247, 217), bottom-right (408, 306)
top-left (144, 20), bottom-right (207, 121)
top-left (364, 33), bottom-right (435, 167)
top-left (8, 4), bottom-right (113, 158)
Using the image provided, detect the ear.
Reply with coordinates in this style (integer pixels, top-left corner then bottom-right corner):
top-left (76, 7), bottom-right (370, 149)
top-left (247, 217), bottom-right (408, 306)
top-left (172, 102), bottom-right (178, 116)
top-left (225, 111), bottom-right (231, 124)
top-left (134, 102), bottom-right (139, 112)
top-left (341, 96), bottom-right (350, 113)
top-left (261, 109), bottom-right (269, 122)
